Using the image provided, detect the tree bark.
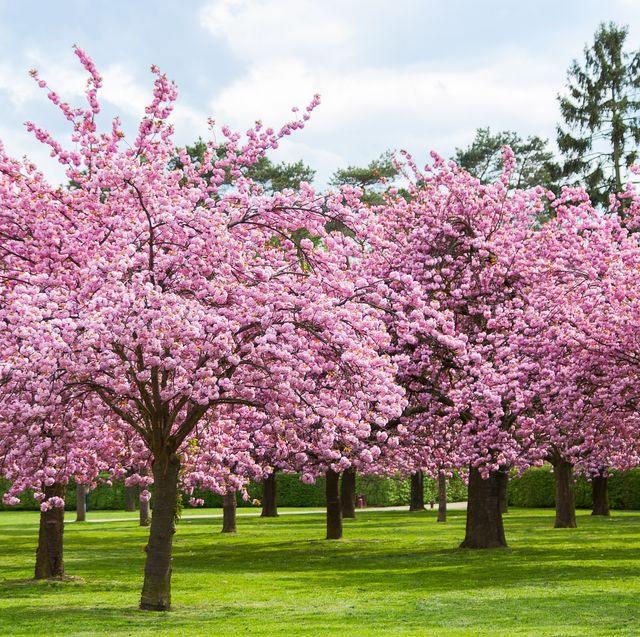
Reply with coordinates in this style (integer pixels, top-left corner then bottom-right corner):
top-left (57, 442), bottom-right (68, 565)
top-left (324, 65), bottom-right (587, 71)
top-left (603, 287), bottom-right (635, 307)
top-left (139, 452), bottom-right (180, 611)
top-left (497, 468), bottom-right (509, 514)
top-left (553, 458), bottom-right (577, 528)
top-left (409, 470), bottom-right (426, 511)
top-left (460, 466), bottom-right (507, 549)
top-left (222, 491), bottom-right (237, 533)
top-left (139, 496), bottom-right (151, 527)
top-left (125, 484), bottom-right (138, 512)
top-left (340, 467), bottom-right (356, 519)
top-left (437, 472), bottom-right (447, 523)
top-left (34, 483), bottom-right (65, 579)
top-left (326, 469), bottom-right (342, 539)
top-left (75, 483), bottom-right (87, 523)
top-left (591, 473), bottom-right (610, 517)
top-left (261, 473), bottom-right (278, 518)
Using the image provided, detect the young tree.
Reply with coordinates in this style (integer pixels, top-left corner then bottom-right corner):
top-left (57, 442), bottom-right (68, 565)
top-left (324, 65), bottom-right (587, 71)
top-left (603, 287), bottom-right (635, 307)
top-left (557, 22), bottom-right (640, 207)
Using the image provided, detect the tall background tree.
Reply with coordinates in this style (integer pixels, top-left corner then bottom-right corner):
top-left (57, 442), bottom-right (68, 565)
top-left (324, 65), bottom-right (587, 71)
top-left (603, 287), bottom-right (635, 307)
top-left (454, 128), bottom-right (560, 192)
top-left (330, 151), bottom-right (398, 204)
top-left (172, 139), bottom-right (315, 193)
top-left (557, 22), bottom-right (640, 208)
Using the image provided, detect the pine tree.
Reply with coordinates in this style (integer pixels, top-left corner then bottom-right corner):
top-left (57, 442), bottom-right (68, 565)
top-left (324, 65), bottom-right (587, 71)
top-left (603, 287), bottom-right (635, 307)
top-left (455, 128), bottom-right (560, 192)
top-left (170, 139), bottom-right (315, 192)
top-left (330, 151), bottom-right (398, 204)
top-left (557, 22), bottom-right (640, 207)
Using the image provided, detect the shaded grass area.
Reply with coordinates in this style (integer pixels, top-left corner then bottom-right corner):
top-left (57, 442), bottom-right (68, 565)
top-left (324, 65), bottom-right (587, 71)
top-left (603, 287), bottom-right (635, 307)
top-left (1, 508), bottom-right (639, 636)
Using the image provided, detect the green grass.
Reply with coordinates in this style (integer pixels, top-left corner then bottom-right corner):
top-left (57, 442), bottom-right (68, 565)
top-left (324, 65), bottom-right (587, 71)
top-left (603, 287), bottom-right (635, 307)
top-left (1, 507), bottom-right (639, 636)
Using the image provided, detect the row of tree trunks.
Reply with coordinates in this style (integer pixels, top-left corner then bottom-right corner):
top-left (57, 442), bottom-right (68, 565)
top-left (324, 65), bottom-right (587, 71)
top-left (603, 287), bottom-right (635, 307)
top-left (340, 468), bottom-right (356, 519)
top-left (409, 471), bottom-right (426, 511)
top-left (75, 483), bottom-right (87, 523)
top-left (261, 473), bottom-right (279, 518)
top-left (437, 472), bottom-right (447, 523)
top-left (460, 466), bottom-right (507, 548)
top-left (34, 483), bottom-right (66, 579)
top-left (221, 492), bottom-right (237, 533)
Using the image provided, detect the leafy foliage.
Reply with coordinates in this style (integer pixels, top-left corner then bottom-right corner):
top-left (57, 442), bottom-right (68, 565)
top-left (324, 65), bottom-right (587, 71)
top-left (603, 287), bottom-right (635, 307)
top-left (557, 21), bottom-right (640, 207)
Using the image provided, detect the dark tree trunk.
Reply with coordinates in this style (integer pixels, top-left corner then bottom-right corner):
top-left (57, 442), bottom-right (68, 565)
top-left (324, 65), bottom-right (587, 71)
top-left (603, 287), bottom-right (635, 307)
top-left (409, 470), bottom-right (426, 511)
top-left (460, 466), bottom-right (507, 549)
top-left (553, 459), bottom-right (577, 528)
top-left (75, 483), bottom-right (87, 523)
top-left (139, 496), bottom-right (151, 527)
top-left (591, 473), bottom-right (610, 517)
top-left (261, 473), bottom-right (278, 518)
top-left (34, 483), bottom-right (65, 579)
top-left (340, 468), bottom-right (356, 519)
top-left (222, 492), bottom-right (237, 533)
top-left (497, 469), bottom-right (509, 514)
top-left (326, 469), bottom-right (343, 539)
top-left (139, 452), bottom-right (180, 611)
top-left (437, 472), bottom-right (447, 523)
top-left (125, 484), bottom-right (138, 512)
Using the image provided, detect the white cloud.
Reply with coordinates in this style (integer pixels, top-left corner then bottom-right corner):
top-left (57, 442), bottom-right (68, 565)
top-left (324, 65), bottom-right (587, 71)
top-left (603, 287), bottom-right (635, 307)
top-left (199, 1), bottom-right (566, 184)
top-left (0, 63), bottom-right (35, 106)
top-left (199, 0), bottom-right (354, 64)
top-left (208, 54), bottom-right (561, 183)
top-left (100, 64), bottom-right (149, 116)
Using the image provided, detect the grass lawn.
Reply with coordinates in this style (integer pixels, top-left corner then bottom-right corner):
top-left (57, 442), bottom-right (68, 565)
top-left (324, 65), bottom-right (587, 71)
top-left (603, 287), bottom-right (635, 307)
top-left (0, 507), bottom-right (639, 636)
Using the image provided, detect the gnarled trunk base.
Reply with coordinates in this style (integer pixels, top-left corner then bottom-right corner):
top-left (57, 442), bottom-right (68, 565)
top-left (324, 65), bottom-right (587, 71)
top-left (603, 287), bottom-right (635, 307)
top-left (409, 471), bottom-right (426, 511)
top-left (35, 484), bottom-right (65, 579)
top-left (340, 468), bottom-right (356, 519)
top-left (261, 473), bottom-right (278, 518)
top-left (222, 492), bottom-right (237, 533)
top-left (460, 467), bottom-right (506, 549)
top-left (326, 469), bottom-right (342, 539)
top-left (553, 459), bottom-right (577, 528)
top-left (139, 453), bottom-right (180, 611)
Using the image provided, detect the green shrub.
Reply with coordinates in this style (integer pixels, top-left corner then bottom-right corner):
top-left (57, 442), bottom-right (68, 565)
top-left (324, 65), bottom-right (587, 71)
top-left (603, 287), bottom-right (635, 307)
top-left (507, 465), bottom-right (640, 510)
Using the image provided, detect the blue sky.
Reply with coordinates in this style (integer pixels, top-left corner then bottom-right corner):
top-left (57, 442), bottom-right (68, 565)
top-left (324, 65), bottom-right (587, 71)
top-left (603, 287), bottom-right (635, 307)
top-left (1, 0), bottom-right (639, 185)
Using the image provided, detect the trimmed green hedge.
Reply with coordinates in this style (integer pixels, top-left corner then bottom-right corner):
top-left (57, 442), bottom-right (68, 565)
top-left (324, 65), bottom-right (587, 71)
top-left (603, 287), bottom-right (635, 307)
top-left (0, 472), bottom-right (468, 511)
top-left (507, 466), bottom-right (640, 510)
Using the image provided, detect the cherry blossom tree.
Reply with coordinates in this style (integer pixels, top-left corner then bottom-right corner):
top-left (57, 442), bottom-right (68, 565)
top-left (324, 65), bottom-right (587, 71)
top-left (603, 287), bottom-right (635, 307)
top-left (0, 49), bottom-right (404, 610)
top-left (368, 149), bottom-right (551, 548)
top-left (518, 184), bottom-right (640, 526)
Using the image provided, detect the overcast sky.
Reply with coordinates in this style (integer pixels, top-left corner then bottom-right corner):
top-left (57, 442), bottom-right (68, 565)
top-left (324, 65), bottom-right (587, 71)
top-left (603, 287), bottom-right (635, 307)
top-left (1, 0), bottom-right (640, 185)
